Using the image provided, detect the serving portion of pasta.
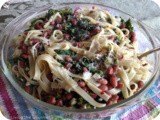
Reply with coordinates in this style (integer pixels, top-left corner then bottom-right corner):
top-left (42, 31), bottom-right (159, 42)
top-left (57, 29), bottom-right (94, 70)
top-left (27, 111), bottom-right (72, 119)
top-left (11, 7), bottom-right (151, 109)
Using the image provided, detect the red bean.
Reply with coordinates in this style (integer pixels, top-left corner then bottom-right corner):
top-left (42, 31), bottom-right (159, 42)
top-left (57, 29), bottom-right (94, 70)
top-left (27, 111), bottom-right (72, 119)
top-left (73, 42), bottom-right (81, 48)
top-left (138, 81), bottom-right (144, 88)
top-left (117, 97), bottom-right (123, 103)
top-left (108, 85), bottom-right (113, 90)
top-left (65, 56), bottom-right (73, 62)
top-left (131, 36), bottom-right (136, 43)
top-left (83, 87), bottom-right (88, 92)
top-left (50, 21), bottom-right (55, 26)
top-left (106, 100), bottom-right (112, 105)
top-left (30, 38), bottom-right (39, 45)
top-left (66, 93), bottom-right (73, 100)
top-left (56, 89), bottom-right (63, 94)
top-left (24, 86), bottom-right (32, 94)
top-left (63, 34), bottom-right (70, 39)
top-left (92, 26), bottom-right (101, 35)
top-left (111, 95), bottom-right (119, 101)
top-left (120, 24), bottom-right (126, 29)
top-left (56, 99), bottom-right (63, 106)
top-left (109, 36), bottom-right (115, 41)
top-left (22, 54), bottom-right (29, 59)
top-left (131, 31), bottom-right (136, 37)
top-left (97, 78), bottom-right (108, 85)
top-left (78, 81), bottom-right (86, 88)
top-left (19, 61), bottom-right (25, 68)
top-left (100, 91), bottom-right (105, 95)
top-left (105, 91), bottom-right (111, 96)
top-left (56, 24), bottom-right (63, 30)
top-left (106, 67), bottom-right (114, 75)
top-left (113, 64), bottom-right (119, 73)
top-left (35, 23), bottom-right (43, 29)
top-left (117, 81), bottom-right (123, 89)
top-left (83, 67), bottom-right (88, 72)
top-left (71, 19), bottom-right (78, 26)
top-left (109, 75), bottom-right (118, 88)
top-left (64, 63), bottom-right (72, 69)
top-left (118, 54), bottom-right (123, 60)
top-left (98, 85), bottom-right (108, 91)
top-left (90, 93), bottom-right (97, 99)
top-left (18, 41), bottom-right (24, 49)
top-left (130, 84), bottom-right (135, 90)
top-left (75, 56), bottom-right (81, 62)
top-left (48, 96), bottom-right (56, 104)
top-left (56, 17), bottom-right (63, 24)
top-left (46, 73), bottom-right (52, 81)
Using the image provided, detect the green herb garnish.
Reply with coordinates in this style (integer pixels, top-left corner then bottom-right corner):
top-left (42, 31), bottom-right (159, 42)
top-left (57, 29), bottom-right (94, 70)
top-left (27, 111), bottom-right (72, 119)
top-left (125, 19), bottom-right (133, 32)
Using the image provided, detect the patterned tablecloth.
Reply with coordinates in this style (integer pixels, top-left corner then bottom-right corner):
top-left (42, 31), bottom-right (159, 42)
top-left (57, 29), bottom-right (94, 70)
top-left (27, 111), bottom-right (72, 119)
top-left (0, 0), bottom-right (160, 120)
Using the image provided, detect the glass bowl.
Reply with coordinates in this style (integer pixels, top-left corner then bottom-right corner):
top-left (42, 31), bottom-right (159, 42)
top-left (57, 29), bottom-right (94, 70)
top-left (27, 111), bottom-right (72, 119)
top-left (0, 2), bottom-right (160, 119)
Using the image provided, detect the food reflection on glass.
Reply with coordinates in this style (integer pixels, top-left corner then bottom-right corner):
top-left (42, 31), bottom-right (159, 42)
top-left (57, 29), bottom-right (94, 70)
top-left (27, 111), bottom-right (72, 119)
top-left (11, 7), bottom-right (151, 109)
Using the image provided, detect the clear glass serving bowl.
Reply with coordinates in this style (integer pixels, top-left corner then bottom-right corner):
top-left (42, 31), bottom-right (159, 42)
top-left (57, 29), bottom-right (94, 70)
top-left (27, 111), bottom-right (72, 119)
top-left (0, 2), bottom-right (160, 119)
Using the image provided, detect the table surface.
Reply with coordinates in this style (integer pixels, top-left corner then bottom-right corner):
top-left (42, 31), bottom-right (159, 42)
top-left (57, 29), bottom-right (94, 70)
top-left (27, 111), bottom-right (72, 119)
top-left (0, 0), bottom-right (160, 120)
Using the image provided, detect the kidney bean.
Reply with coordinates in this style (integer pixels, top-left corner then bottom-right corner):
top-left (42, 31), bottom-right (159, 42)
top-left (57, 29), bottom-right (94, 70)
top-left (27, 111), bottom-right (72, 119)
top-left (71, 19), bottom-right (78, 26)
top-left (98, 85), bottom-right (108, 91)
top-left (111, 95), bottom-right (119, 101)
top-left (106, 67), bottom-right (114, 75)
top-left (56, 99), bottom-right (63, 106)
top-left (56, 89), bottom-right (63, 94)
top-left (92, 26), bottom-right (101, 35)
top-left (50, 21), bottom-right (55, 26)
top-left (73, 42), bottom-right (81, 48)
top-left (22, 54), bottom-right (29, 59)
top-left (35, 23), bottom-right (43, 29)
top-left (117, 81), bottom-right (123, 89)
top-left (109, 36), bottom-right (115, 41)
top-left (118, 54), bottom-right (123, 60)
top-left (65, 56), bottom-right (73, 62)
top-left (131, 31), bottom-right (136, 37)
top-left (108, 85), bottom-right (113, 90)
top-left (120, 24), bottom-right (126, 29)
top-left (46, 73), bottom-right (52, 81)
top-left (106, 100), bottom-right (112, 105)
top-left (83, 67), bottom-right (88, 72)
top-left (109, 75), bottom-right (118, 88)
top-left (64, 63), bottom-right (72, 69)
top-left (117, 97), bottom-right (123, 103)
top-left (56, 24), bottom-right (63, 30)
top-left (83, 87), bottom-right (88, 92)
top-left (30, 38), bottom-right (39, 45)
top-left (138, 81), bottom-right (144, 88)
top-left (63, 34), bottom-right (70, 40)
top-left (105, 91), bottom-right (111, 96)
top-left (66, 93), bottom-right (73, 100)
top-left (97, 78), bottom-right (108, 85)
top-left (78, 81), bottom-right (86, 88)
top-left (90, 93), bottom-right (97, 99)
top-left (56, 17), bottom-right (63, 24)
top-left (48, 96), bottom-right (56, 105)
top-left (24, 86), bottom-right (32, 94)
top-left (19, 61), bottom-right (25, 68)
top-left (130, 84), bottom-right (135, 90)
top-left (131, 36), bottom-right (136, 43)
top-left (112, 64), bottom-right (119, 73)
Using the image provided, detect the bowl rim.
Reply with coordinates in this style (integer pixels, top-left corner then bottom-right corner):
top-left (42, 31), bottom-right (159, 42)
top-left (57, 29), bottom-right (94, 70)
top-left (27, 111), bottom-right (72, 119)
top-left (1, 2), bottom-right (160, 114)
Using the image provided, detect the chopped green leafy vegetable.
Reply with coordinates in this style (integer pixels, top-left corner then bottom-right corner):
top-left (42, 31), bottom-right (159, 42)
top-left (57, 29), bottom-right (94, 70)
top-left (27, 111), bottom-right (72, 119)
top-left (84, 103), bottom-right (94, 109)
top-left (125, 19), bottom-right (133, 32)
top-left (55, 50), bottom-right (76, 57)
top-left (90, 68), bottom-right (104, 76)
top-left (46, 8), bottom-right (72, 19)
